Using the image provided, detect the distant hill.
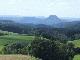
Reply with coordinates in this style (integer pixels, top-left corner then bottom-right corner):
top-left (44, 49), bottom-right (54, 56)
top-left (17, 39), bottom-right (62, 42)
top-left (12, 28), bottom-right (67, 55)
top-left (0, 15), bottom-right (62, 25)
top-left (17, 15), bottom-right (62, 25)
top-left (0, 15), bottom-right (80, 28)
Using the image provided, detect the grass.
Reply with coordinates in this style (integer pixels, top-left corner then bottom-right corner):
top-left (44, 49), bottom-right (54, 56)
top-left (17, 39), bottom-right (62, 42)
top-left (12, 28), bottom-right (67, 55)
top-left (0, 32), bottom-right (80, 60)
top-left (0, 35), bottom-right (34, 52)
top-left (0, 34), bottom-right (39, 60)
top-left (0, 55), bottom-right (39, 60)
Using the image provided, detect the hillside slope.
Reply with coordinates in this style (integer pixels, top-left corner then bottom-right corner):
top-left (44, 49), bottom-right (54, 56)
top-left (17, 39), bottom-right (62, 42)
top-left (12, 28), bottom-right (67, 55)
top-left (0, 55), bottom-right (39, 60)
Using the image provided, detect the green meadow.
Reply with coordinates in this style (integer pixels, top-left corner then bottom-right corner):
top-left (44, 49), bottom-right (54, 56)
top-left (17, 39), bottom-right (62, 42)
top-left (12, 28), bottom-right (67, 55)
top-left (0, 35), bottom-right (34, 52)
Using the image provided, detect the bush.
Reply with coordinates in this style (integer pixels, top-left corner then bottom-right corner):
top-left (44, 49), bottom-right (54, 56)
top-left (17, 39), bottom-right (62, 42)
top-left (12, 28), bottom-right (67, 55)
top-left (73, 47), bottom-right (80, 54)
top-left (30, 39), bottom-right (75, 60)
top-left (2, 42), bottom-right (30, 54)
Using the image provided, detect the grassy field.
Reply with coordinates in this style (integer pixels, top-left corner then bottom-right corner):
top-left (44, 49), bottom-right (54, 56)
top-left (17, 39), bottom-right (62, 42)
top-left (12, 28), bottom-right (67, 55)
top-left (0, 34), bottom-right (80, 60)
top-left (0, 55), bottom-right (39, 60)
top-left (0, 35), bottom-right (34, 52)
top-left (0, 34), bottom-right (39, 60)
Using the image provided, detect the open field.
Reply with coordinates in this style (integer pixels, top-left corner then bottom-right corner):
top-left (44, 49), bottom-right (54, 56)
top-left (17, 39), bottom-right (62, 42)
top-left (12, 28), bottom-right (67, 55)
top-left (0, 34), bottom-right (80, 60)
top-left (0, 35), bottom-right (34, 52)
top-left (0, 55), bottom-right (39, 60)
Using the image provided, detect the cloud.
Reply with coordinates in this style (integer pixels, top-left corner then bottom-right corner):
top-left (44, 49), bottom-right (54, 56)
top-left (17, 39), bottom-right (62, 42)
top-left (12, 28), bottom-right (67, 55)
top-left (0, 0), bottom-right (79, 17)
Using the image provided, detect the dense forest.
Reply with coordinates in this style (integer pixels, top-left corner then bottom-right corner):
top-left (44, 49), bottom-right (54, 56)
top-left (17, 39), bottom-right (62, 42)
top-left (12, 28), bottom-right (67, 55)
top-left (0, 20), bottom-right (80, 41)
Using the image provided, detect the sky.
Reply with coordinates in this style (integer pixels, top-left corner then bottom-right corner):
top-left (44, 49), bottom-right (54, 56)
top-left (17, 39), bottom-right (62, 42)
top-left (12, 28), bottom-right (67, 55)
top-left (0, 0), bottom-right (80, 17)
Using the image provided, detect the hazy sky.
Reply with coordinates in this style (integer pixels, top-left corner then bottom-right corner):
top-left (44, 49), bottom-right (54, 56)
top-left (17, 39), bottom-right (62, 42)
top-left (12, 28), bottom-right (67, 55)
top-left (0, 0), bottom-right (80, 17)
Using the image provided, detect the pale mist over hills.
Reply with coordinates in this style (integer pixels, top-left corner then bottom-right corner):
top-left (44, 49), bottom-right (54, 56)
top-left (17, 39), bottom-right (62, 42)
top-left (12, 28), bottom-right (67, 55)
top-left (0, 15), bottom-right (80, 28)
top-left (0, 0), bottom-right (80, 26)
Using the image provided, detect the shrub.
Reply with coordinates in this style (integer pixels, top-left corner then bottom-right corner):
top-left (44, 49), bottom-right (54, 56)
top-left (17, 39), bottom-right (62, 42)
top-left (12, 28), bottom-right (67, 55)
top-left (2, 42), bottom-right (30, 54)
top-left (30, 39), bottom-right (75, 60)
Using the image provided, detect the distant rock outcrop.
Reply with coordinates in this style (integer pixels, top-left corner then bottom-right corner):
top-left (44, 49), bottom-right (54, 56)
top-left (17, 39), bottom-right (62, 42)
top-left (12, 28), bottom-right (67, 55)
top-left (18, 15), bottom-right (61, 25)
top-left (0, 15), bottom-right (62, 27)
top-left (44, 15), bottom-right (61, 25)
